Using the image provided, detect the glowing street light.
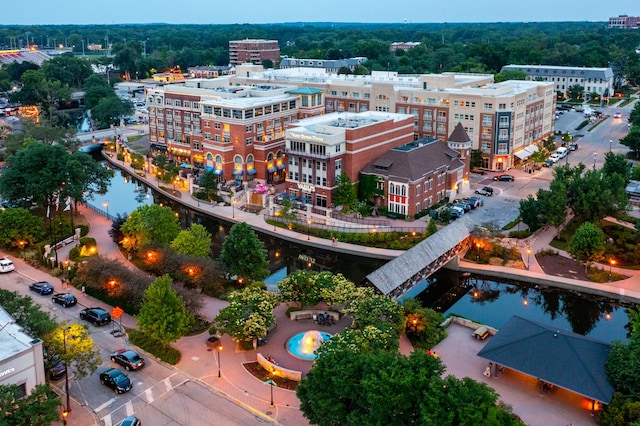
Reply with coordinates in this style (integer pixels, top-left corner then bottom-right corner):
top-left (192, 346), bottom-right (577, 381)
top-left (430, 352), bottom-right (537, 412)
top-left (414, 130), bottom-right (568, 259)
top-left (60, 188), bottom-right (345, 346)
top-left (18, 240), bottom-right (26, 259)
top-left (593, 151), bottom-right (597, 170)
top-left (609, 258), bottom-right (616, 282)
top-left (526, 247), bottom-right (531, 270)
top-left (476, 242), bottom-right (481, 262)
top-left (103, 200), bottom-right (109, 218)
top-left (62, 326), bottom-right (72, 420)
top-left (217, 344), bottom-right (223, 378)
top-left (609, 139), bottom-right (613, 152)
top-left (307, 219), bottom-right (312, 240)
top-left (232, 198), bottom-right (237, 219)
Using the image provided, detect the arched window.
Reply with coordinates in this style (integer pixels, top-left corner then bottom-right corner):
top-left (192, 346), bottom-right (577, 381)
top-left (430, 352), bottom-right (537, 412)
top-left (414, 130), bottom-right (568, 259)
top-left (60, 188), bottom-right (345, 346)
top-left (234, 155), bottom-right (243, 168)
top-left (206, 153), bottom-right (213, 161)
top-left (215, 155), bottom-right (222, 167)
top-left (267, 153), bottom-right (274, 162)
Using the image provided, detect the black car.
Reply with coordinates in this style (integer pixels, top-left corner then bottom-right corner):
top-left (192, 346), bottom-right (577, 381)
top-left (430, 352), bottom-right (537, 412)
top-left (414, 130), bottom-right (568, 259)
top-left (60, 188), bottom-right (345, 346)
top-left (45, 355), bottom-right (66, 380)
top-left (110, 349), bottom-right (145, 371)
top-left (52, 292), bottom-right (77, 307)
top-left (569, 142), bottom-right (578, 151)
top-left (80, 307), bottom-right (112, 326)
top-left (99, 367), bottom-right (132, 394)
top-left (493, 174), bottom-right (515, 182)
top-left (29, 281), bottom-right (54, 295)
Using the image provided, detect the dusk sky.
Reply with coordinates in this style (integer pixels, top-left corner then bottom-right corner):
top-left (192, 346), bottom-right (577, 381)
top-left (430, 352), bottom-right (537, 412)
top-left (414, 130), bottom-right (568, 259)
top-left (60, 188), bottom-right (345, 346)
top-left (3, 1), bottom-right (640, 25)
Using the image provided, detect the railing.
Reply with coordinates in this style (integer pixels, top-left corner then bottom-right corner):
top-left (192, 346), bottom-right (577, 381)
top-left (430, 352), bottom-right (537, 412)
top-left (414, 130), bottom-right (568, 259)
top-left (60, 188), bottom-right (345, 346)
top-left (85, 202), bottom-right (118, 222)
top-left (331, 212), bottom-right (390, 227)
top-left (265, 214), bottom-right (425, 234)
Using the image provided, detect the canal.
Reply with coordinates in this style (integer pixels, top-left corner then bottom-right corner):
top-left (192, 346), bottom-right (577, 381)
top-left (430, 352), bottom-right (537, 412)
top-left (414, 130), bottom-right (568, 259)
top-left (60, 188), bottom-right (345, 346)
top-left (88, 160), bottom-right (633, 343)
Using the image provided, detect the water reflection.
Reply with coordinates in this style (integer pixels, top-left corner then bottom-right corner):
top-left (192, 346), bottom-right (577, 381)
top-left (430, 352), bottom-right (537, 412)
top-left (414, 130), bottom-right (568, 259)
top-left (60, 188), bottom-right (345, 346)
top-left (418, 271), bottom-right (631, 343)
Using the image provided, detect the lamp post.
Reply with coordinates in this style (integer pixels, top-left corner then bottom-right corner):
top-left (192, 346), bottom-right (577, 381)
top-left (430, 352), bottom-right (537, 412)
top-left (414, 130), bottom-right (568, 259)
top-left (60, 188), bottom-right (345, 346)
top-left (307, 219), bottom-right (311, 240)
top-left (217, 344), bottom-right (222, 378)
top-left (62, 326), bottom-right (71, 420)
top-left (476, 242), bottom-right (480, 262)
top-left (609, 139), bottom-right (613, 152)
top-left (232, 198), bottom-right (236, 219)
top-left (593, 151), bottom-right (597, 170)
top-left (18, 240), bottom-right (25, 259)
top-left (526, 247), bottom-right (531, 270)
top-left (609, 259), bottom-right (616, 282)
top-left (102, 200), bottom-right (109, 218)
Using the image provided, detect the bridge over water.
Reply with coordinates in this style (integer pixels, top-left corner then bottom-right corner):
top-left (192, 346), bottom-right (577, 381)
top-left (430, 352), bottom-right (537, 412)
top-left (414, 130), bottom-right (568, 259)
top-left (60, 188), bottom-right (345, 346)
top-left (364, 216), bottom-right (474, 300)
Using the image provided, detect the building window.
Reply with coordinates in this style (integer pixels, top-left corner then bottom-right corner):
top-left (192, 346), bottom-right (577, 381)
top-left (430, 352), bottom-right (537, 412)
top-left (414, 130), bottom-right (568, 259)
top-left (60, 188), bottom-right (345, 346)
top-left (246, 138), bottom-right (253, 145)
top-left (335, 159), bottom-right (342, 172)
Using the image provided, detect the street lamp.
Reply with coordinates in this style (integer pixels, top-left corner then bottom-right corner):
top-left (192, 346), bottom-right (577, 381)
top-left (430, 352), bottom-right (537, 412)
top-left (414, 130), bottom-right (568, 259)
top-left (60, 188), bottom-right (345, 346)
top-left (307, 219), bottom-right (312, 240)
top-left (593, 151), bottom-right (597, 170)
top-left (476, 242), bottom-right (480, 262)
top-left (609, 139), bottom-right (613, 152)
top-left (217, 344), bottom-right (223, 378)
top-left (526, 247), bottom-right (531, 270)
top-left (102, 200), bottom-right (109, 218)
top-left (62, 326), bottom-right (71, 419)
top-left (609, 259), bottom-right (616, 282)
top-left (18, 240), bottom-right (25, 259)
top-left (232, 198), bottom-right (236, 219)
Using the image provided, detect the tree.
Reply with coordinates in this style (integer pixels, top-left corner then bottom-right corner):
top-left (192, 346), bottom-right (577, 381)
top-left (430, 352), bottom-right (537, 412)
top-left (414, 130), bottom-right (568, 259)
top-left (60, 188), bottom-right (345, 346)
top-left (13, 69), bottom-right (72, 120)
top-left (606, 335), bottom-right (640, 400)
top-left (45, 322), bottom-right (101, 380)
top-left (566, 84), bottom-right (584, 101)
top-left (494, 69), bottom-right (527, 82)
top-left (333, 172), bottom-right (357, 209)
top-left (519, 195), bottom-right (541, 232)
top-left (567, 222), bottom-right (606, 273)
top-left (137, 275), bottom-right (194, 346)
top-left (90, 95), bottom-right (134, 128)
top-left (40, 54), bottom-right (93, 88)
top-left (83, 74), bottom-right (115, 109)
top-left (470, 149), bottom-right (484, 169)
top-left (219, 222), bottom-right (269, 282)
top-left (171, 223), bottom-right (212, 258)
top-left (426, 217), bottom-right (438, 236)
top-left (278, 196), bottom-right (297, 222)
top-left (120, 204), bottom-right (181, 251)
top-left (603, 152), bottom-right (631, 182)
top-left (0, 208), bottom-right (45, 249)
top-left (0, 289), bottom-right (57, 339)
top-left (344, 287), bottom-right (405, 334)
top-left (0, 384), bottom-right (61, 426)
top-left (537, 181), bottom-right (568, 236)
top-left (212, 286), bottom-right (279, 342)
top-left (620, 126), bottom-right (640, 159)
top-left (197, 170), bottom-right (219, 200)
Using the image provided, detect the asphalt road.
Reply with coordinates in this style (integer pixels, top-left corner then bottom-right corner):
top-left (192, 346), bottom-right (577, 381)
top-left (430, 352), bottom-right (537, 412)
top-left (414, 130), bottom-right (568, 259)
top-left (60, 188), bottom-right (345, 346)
top-left (0, 269), bottom-right (265, 426)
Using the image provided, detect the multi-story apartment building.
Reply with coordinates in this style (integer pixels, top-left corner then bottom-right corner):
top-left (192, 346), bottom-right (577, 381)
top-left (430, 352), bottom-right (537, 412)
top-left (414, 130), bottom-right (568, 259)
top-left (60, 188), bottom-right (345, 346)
top-left (232, 65), bottom-right (555, 171)
top-left (360, 123), bottom-right (471, 217)
top-left (229, 39), bottom-right (280, 66)
top-left (501, 64), bottom-right (614, 99)
top-left (283, 111), bottom-right (414, 208)
top-left (147, 79), bottom-right (324, 184)
top-left (608, 15), bottom-right (640, 29)
top-left (279, 57), bottom-right (368, 73)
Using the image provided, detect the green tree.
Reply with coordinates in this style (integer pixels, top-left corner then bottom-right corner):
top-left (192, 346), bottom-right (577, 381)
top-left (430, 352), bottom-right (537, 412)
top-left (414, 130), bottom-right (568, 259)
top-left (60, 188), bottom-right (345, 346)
top-left (83, 74), bottom-right (114, 109)
top-left (45, 323), bottom-right (102, 380)
top-left (567, 84), bottom-right (584, 101)
top-left (41, 54), bottom-right (93, 88)
top-left (519, 195), bottom-right (541, 232)
top-left (91, 95), bottom-right (134, 128)
top-left (0, 289), bottom-right (57, 339)
top-left (212, 286), bottom-right (279, 342)
top-left (494, 69), bottom-right (527, 82)
top-left (278, 196), bottom-right (297, 222)
top-left (333, 172), bottom-right (357, 210)
top-left (120, 204), bottom-right (181, 251)
top-left (599, 393), bottom-right (640, 426)
top-left (137, 274), bottom-right (194, 346)
top-left (0, 208), bottom-right (45, 249)
top-left (620, 126), bottom-right (640, 159)
top-left (426, 217), bottom-right (438, 236)
top-left (603, 152), bottom-right (631, 182)
top-left (606, 335), bottom-right (640, 400)
top-left (13, 69), bottom-right (73, 120)
top-left (537, 181), bottom-right (568, 236)
top-left (345, 287), bottom-right (405, 334)
top-left (197, 170), bottom-right (219, 200)
top-left (170, 223), bottom-right (212, 257)
top-left (470, 149), bottom-right (484, 169)
top-left (219, 222), bottom-right (269, 282)
top-left (568, 222), bottom-right (606, 273)
top-left (0, 384), bottom-right (61, 426)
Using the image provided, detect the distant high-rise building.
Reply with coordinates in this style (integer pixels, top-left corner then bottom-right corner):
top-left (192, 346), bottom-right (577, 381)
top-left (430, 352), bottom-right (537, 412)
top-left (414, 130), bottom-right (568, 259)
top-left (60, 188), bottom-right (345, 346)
top-left (608, 15), bottom-right (640, 29)
top-left (229, 39), bottom-right (280, 66)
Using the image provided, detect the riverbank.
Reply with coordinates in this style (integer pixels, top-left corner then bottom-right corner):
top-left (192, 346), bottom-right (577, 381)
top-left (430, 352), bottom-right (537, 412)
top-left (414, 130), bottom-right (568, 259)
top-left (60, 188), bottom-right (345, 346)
top-left (102, 148), bottom-right (640, 305)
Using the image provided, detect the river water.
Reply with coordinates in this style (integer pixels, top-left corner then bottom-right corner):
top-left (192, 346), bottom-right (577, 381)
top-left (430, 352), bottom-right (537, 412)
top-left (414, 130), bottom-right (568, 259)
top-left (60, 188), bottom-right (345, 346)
top-left (88, 162), bottom-right (633, 343)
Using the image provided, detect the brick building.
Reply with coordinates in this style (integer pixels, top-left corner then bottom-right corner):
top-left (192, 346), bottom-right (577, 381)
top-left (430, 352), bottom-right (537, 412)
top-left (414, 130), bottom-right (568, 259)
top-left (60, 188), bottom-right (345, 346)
top-left (283, 111), bottom-right (414, 208)
top-left (229, 39), bottom-right (280, 66)
top-left (360, 123), bottom-right (471, 217)
top-left (608, 15), bottom-right (640, 29)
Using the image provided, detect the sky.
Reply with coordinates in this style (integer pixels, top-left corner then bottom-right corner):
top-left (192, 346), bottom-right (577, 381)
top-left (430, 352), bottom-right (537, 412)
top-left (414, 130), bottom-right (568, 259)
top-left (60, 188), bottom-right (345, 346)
top-left (2, 1), bottom-right (640, 25)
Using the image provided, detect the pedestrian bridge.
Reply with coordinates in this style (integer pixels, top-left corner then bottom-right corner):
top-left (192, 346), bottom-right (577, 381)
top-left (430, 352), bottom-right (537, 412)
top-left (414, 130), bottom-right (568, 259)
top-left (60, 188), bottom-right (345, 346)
top-left (363, 216), bottom-right (473, 300)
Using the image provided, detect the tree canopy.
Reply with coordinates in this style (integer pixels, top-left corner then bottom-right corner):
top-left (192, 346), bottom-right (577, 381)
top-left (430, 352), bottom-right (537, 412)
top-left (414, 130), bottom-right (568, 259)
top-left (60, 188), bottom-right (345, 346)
top-left (219, 222), bottom-right (269, 282)
top-left (137, 274), bottom-right (194, 346)
top-left (0, 384), bottom-right (61, 426)
top-left (212, 286), bottom-right (279, 342)
top-left (45, 322), bottom-right (102, 380)
top-left (120, 204), bottom-right (181, 250)
top-left (0, 289), bottom-right (57, 339)
top-left (170, 223), bottom-right (212, 258)
top-left (567, 221), bottom-right (606, 272)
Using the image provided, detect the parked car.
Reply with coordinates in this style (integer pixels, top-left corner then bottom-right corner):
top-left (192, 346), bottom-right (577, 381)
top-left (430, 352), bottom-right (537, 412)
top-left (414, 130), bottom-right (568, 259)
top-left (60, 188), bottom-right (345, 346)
top-left (614, 111), bottom-right (622, 118)
top-left (99, 367), bottom-right (132, 394)
top-left (45, 354), bottom-right (66, 380)
top-left (453, 202), bottom-right (471, 212)
top-left (450, 206), bottom-right (464, 219)
top-left (569, 142), bottom-right (579, 151)
top-left (121, 417), bottom-right (141, 426)
top-left (80, 307), bottom-right (112, 326)
top-left (468, 196), bottom-right (484, 207)
top-left (110, 349), bottom-right (145, 371)
top-left (52, 292), bottom-right (77, 307)
top-left (543, 159), bottom-right (554, 167)
top-left (493, 174), bottom-right (515, 182)
top-left (0, 257), bottom-right (15, 273)
top-left (481, 186), bottom-right (494, 195)
top-left (29, 281), bottom-right (54, 295)
top-left (474, 188), bottom-right (492, 196)
top-left (462, 197), bottom-right (480, 209)
top-left (549, 153), bottom-right (561, 163)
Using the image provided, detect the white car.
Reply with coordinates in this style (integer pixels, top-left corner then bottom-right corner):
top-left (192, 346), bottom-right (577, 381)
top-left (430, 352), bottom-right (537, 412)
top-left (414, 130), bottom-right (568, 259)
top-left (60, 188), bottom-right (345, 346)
top-left (549, 153), bottom-right (561, 163)
top-left (614, 111), bottom-right (622, 118)
top-left (0, 257), bottom-right (15, 273)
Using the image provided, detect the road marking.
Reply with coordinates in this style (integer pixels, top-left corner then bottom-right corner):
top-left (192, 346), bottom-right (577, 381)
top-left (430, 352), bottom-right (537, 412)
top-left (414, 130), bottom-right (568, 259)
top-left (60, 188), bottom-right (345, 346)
top-left (144, 387), bottom-right (154, 403)
top-left (164, 377), bottom-right (173, 392)
top-left (125, 401), bottom-right (134, 417)
top-left (95, 397), bottom-right (116, 412)
top-left (101, 414), bottom-right (112, 426)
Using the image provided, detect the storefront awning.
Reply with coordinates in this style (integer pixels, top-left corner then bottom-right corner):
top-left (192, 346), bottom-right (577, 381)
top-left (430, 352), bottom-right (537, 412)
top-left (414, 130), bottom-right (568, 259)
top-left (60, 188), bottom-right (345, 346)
top-left (248, 168), bottom-right (257, 175)
top-left (267, 166), bottom-right (277, 173)
top-left (232, 169), bottom-right (244, 176)
top-left (213, 169), bottom-right (223, 176)
top-left (524, 145), bottom-right (539, 154)
top-left (514, 149), bottom-right (532, 160)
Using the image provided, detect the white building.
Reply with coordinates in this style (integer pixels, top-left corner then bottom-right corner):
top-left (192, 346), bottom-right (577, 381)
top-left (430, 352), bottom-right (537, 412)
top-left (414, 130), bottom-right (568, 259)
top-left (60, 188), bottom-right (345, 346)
top-left (501, 65), bottom-right (614, 98)
top-left (0, 306), bottom-right (46, 397)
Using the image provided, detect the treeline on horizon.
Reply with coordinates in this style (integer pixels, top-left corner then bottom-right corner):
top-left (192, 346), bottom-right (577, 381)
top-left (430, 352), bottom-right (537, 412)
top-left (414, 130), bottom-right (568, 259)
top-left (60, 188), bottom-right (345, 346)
top-left (1, 21), bottom-right (640, 80)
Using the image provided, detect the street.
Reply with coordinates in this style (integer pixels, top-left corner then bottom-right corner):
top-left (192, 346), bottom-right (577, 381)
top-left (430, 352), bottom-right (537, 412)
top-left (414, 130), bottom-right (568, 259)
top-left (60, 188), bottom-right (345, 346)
top-left (0, 267), bottom-right (267, 426)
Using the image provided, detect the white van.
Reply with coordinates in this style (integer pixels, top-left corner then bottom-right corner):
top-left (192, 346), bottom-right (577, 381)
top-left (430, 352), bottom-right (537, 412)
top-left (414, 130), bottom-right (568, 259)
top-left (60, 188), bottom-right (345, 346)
top-left (0, 257), bottom-right (15, 273)
top-left (556, 147), bottom-right (569, 158)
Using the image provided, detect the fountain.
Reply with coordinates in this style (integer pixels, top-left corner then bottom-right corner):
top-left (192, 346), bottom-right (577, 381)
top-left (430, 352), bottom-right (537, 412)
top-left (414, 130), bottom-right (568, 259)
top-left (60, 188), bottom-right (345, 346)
top-left (286, 330), bottom-right (332, 361)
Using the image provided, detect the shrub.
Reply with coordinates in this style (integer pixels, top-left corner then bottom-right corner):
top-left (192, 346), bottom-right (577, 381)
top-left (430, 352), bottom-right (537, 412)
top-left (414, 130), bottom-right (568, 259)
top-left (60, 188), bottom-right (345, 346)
top-left (508, 230), bottom-right (532, 239)
top-left (128, 329), bottom-right (181, 365)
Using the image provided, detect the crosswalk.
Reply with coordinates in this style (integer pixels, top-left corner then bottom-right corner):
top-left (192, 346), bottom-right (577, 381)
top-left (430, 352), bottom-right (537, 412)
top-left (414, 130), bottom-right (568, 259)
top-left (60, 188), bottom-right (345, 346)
top-left (100, 372), bottom-right (189, 426)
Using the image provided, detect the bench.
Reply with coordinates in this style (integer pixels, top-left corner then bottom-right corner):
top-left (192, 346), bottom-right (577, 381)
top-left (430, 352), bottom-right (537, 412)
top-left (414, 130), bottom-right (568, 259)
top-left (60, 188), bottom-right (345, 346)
top-left (290, 311), bottom-right (314, 321)
top-left (472, 326), bottom-right (490, 340)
